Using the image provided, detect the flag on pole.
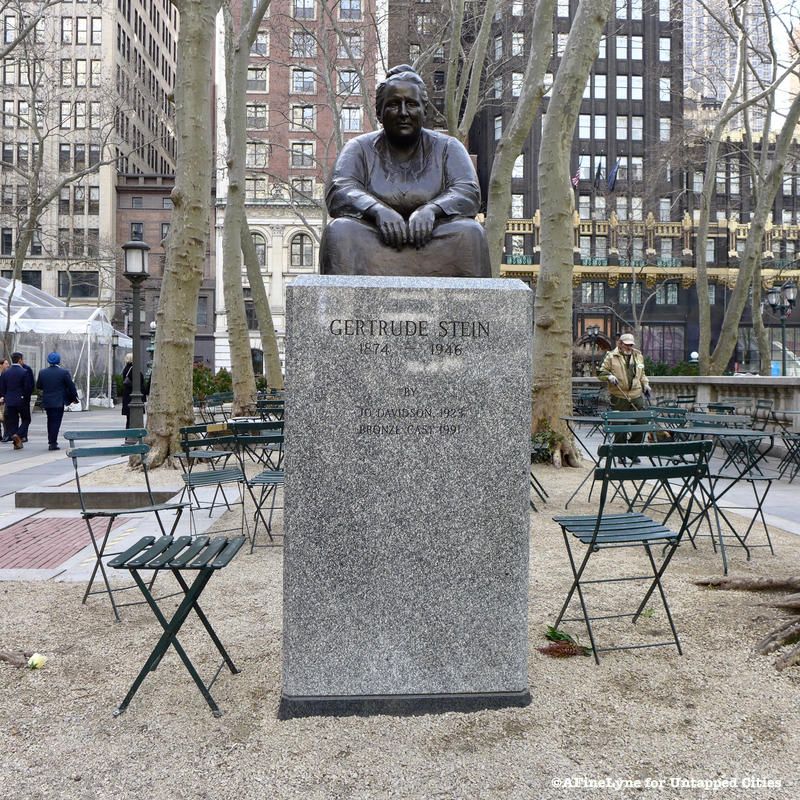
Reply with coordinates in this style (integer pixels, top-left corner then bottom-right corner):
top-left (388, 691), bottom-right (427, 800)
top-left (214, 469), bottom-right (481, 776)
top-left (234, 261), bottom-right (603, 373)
top-left (607, 159), bottom-right (620, 192)
top-left (571, 168), bottom-right (580, 187)
top-left (594, 161), bottom-right (603, 189)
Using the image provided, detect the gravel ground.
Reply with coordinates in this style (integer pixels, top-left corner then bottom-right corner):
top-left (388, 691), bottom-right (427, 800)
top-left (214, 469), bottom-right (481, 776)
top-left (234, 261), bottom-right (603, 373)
top-left (2, 463), bottom-right (799, 800)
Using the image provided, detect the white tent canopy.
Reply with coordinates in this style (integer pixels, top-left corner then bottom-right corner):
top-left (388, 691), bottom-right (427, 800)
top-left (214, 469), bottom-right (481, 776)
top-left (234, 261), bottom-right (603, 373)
top-left (0, 277), bottom-right (131, 409)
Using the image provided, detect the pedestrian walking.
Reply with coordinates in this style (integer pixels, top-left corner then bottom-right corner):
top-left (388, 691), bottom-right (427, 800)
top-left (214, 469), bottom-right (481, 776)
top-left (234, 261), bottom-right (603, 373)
top-left (0, 352), bottom-right (34, 449)
top-left (120, 353), bottom-right (146, 428)
top-left (598, 332), bottom-right (652, 449)
top-left (36, 352), bottom-right (79, 451)
top-left (17, 354), bottom-right (34, 442)
top-left (0, 357), bottom-right (8, 440)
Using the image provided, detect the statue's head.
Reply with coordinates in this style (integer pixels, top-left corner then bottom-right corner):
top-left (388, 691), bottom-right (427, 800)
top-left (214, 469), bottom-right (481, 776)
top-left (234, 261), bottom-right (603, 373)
top-left (376, 65), bottom-right (428, 146)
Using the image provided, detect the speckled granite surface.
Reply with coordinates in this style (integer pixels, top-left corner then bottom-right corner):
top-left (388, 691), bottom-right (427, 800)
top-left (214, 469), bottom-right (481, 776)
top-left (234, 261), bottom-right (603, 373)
top-left (282, 276), bottom-right (532, 706)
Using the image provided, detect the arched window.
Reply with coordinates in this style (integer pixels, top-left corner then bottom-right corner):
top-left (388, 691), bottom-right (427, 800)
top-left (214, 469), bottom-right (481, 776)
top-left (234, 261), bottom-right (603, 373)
top-left (251, 232), bottom-right (267, 267)
top-left (290, 232), bottom-right (313, 267)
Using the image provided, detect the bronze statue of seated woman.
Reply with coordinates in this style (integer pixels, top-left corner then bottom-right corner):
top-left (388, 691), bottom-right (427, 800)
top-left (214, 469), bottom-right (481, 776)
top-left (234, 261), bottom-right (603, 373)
top-left (320, 64), bottom-right (491, 278)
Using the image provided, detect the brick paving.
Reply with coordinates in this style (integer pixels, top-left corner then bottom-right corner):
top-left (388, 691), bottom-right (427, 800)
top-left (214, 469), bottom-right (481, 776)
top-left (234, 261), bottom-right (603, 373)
top-left (0, 517), bottom-right (128, 570)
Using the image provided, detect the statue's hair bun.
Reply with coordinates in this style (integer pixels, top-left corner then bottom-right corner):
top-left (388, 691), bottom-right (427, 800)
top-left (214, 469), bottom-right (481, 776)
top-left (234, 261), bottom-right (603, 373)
top-left (387, 64), bottom-right (416, 78)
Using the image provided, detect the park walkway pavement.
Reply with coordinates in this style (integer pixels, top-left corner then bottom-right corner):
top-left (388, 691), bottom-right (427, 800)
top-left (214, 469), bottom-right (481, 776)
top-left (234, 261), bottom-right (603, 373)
top-left (0, 406), bottom-right (226, 585)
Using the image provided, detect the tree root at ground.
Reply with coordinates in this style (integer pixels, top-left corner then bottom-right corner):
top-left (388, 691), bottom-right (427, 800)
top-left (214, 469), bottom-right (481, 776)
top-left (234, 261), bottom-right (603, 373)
top-left (696, 576), bottom-right (800, 670)
top-left (552, 442), bottom-right (581, 469)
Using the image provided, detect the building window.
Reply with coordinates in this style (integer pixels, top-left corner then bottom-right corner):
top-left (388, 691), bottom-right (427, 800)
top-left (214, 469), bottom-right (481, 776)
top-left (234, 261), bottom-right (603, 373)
top-left (581, 281), bottom-right (605, 303)
top-left (631, 115), bottom-right (643, 140)
top-left (59, 188), bottom-right (70, 214)
top-left (511, 194), bottom-right (524, 218)
top-left (163, 197), bottom-right (174, 210)
top-left (619, 281), bottom-right (643, 305)
top-left (659, 37), bottom-right (671, 61)
top-left (130, 222), bottom-right (143, 241)
top-left (291, 177), bottom-right (314, 200)
top-left (340, 0), bottom-right (361, 19)
top-left (251, 32), bottom-right (268, 56)
top-left (693, 171), bottom-right (704, 193)
top-left (292, 69), bottom-right (316, 94)
top-left (340, 106), bottom-right (362, 132)
top-left (631, 36), bottom-right (642, 59)
top-left (615, 35), bottom-right (627, 59)
top-left (659, 77), bottom-right (670, 102)
top-left (246, 141), bottom-right (270, 166)
top-left (245, 177), bottom-right (267, 201)
top-left (494, 35), bottom-right (503, 60)
top-left (90, 16), bottom-right (101, 45)
top-left (708, 284), bottom-right (716, 305)
top-left (74, 185), bottom-right (85, 214)
top-left (615, 74), bottom-right (628, 100)
top-left (246, 103), bottom-right (267, 128)
top-left (131, 196), bottom-right (143, 209)
top-left (59, 101), bottom-right (71, 129)
top-left (616, 114), bottom-right (628, 139)
top-left (579, 195), bottom-right (591, 220)
top-left (642, 324), bottom-right (684, 365)
top-left (659, 0), bottom-right (670, 20)
top-left (338, 69), bottom-right (360, 95)
top-left (291, 142), bottom-right (314, 167)
top-left (58, 271), bottom-right (99, 299)
top-left (1, 227), bottom-right (12, 255)
top-left (558, 0), bottom-right (570, 14)
top-left (291, 31), bottom-right (316, 58)
top-left (290, 233), bottom-right (313, 267)
top-left (339, 31), bottom-right (363, 59)
top-left (291, 105), bottom-right (315, 131)
top-left (511, 72), bottom-right (523, 97)
top-left (61, 18), bottom-right (72, 44)
top-left (659, 117), bottom-right (671, 141)
top-left (578, 114), bottom-right (591, 138)
top-left (512, 0), bottom-right (524, 14)
top-left (251, 232), bottom-right (267, 267)
top-left (594, 114), bottom-right (606, 138)
top-left (494, 115), bottom-right (502, 140)
top-left (655, 283), bottom-right (678, 305)
top-left (594, 74), bottom-right (606, 99)
top-left (1, 269), bottom-right (41, 288)
top-left (293, 0), bottom-right (315, 19)
top-left (197, 296), bottom-right (209, 328)
top-left (556, 32), bottom-right (567, 57)
top-left (512, 32), bottom-right (525, 57)
top-left (630, 75), bottom-right (642, 100)
top-left (512, 154), bottom-right (524, 179)
top-left (247, 66), bottom-right (267, 92)
top-left (659, 198), bottom-right (670, 222)
top-left (76, 17), bottom-right (87, 45)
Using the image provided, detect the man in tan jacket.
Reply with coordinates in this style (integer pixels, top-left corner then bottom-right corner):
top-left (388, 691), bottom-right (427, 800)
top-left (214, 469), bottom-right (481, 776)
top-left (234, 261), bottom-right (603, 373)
top-left (598, 332), bottom-right (651, 444)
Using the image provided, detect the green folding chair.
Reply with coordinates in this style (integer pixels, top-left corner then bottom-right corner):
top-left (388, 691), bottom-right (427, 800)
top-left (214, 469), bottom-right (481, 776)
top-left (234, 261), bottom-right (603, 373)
top-left (64, 428), bottom-right (188, 622)
top-left (553, 439), bottom-right (711, 663)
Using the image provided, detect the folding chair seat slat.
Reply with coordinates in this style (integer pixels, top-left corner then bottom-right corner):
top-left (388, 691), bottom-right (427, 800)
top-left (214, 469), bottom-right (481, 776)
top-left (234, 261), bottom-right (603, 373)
top-left (108, 537), bottom-right (157, 568)
top-left (146, 536), bottom-right (194, 568)
top-left (169, 536), bottom-right (211, 567)
top-left (210, 536), bottom-right (246, 568)
top-left (127, 536), bottom-right (178, 568)
top-left (188, 537), bottom-right (229, 568)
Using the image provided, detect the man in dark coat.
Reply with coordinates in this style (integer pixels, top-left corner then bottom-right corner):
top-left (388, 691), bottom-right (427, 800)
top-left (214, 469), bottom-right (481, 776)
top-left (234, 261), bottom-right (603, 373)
top-left (17, 354), bottom-right (34, 442)
top-left (0, 352), bottom-right (34, 449)
top-left (36, 352), bottom-right (79, 450)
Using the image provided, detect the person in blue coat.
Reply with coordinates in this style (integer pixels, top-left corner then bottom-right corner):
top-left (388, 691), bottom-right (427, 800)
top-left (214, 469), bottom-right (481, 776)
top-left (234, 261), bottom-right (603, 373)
top-left (36, 352), bottom-right (79, 450)
top-left (17, 354), bottom-right (35, 442)
top-left (0, 352), bottom-right (35, 449)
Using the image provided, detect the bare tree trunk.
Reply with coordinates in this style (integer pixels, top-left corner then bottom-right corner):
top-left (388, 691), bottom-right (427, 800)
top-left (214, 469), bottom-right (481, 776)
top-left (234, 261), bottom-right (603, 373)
top-left (241, 219), bottom-right (284, 390)
top-left (533, 0), bottom-right (612, 467)
top-left (751, 264), bottom-right (771, 375)
top-left (146, 0), bottom-right (220, 466)
top-left (483, 0), bottom-right (555, 279)
top-left (221, 10), bottom-right (257, 418)
top-left (709, 89), bottom-right (800, 373)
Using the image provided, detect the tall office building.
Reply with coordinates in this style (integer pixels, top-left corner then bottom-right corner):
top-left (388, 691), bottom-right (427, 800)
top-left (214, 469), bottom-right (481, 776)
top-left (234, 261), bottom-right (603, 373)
top-left (683, 0), bottom-right (771, 132)
top-left (0, 1), bottom-right (179, 313)
top-left (212, 0), bottom-right (384, 371)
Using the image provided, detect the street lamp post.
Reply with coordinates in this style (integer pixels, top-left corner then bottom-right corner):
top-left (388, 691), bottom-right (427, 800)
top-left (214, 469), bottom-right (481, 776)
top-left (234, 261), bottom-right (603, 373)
top-left (587, 324), bottom-right (600, 375)
top-left (122, 240), bottom-right (150, 429)
top-left (111, 332), bottom-right (119, 400)
top-left (766, 281), bottom-right (797, 376)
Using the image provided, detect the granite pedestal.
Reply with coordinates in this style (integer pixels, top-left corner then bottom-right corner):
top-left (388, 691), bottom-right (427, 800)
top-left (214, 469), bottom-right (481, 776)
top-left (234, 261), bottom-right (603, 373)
top-left (280, 276), bottom-right (532, 717)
